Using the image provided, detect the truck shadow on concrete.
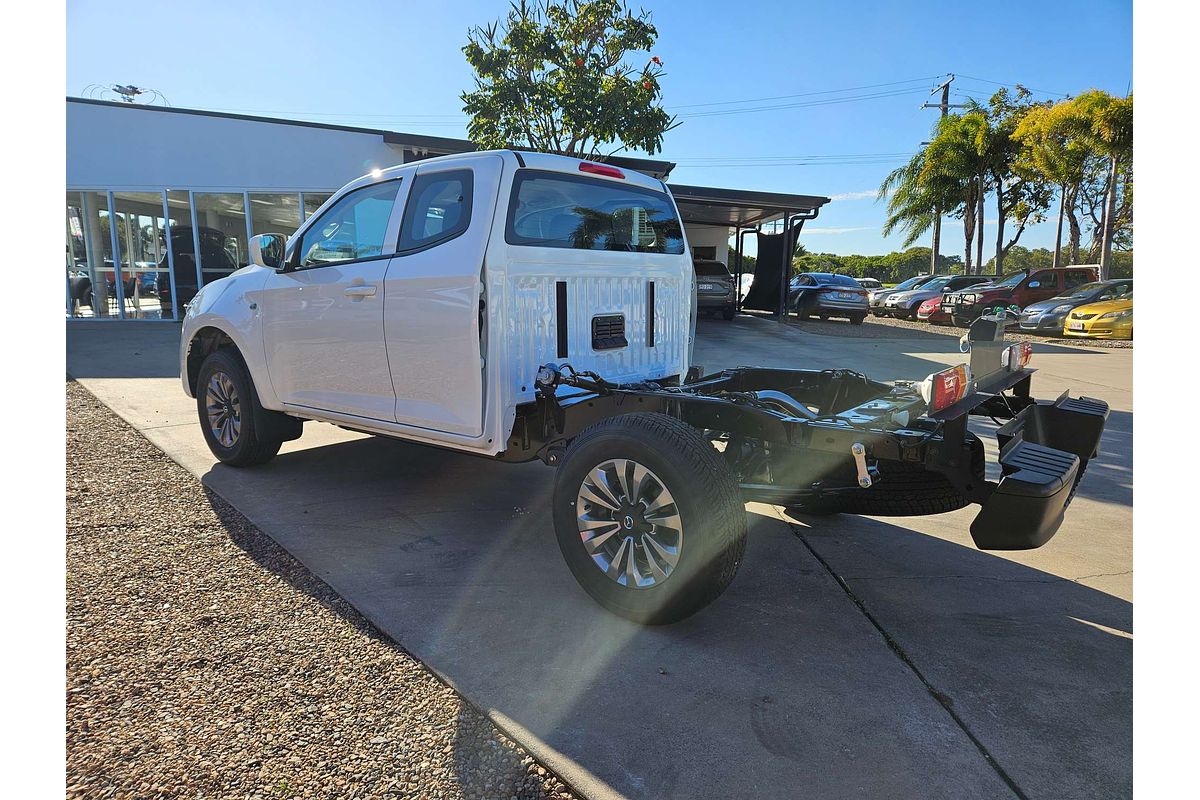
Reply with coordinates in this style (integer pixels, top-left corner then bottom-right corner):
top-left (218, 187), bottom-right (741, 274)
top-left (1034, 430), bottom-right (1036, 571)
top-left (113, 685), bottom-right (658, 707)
top-left (199, 431), bottom-right (1131, 800)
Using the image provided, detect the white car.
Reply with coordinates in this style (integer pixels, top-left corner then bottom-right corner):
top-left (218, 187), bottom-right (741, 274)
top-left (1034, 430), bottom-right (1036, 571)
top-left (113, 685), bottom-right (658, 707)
top-left (180, 150), bottom-right (1107, 623)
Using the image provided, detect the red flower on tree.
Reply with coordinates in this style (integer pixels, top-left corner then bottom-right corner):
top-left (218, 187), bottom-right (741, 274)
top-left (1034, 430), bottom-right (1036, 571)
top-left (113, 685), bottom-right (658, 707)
top-left (575, 58), bottom-right (584, 66)
top-left (651, 56), bottom-right (662, 65)
top-left (643, 81), bottom-right (652, 90)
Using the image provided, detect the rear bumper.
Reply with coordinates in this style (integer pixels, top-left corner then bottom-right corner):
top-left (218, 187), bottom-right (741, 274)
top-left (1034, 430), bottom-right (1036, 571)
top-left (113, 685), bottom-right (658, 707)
top-left (968, 393), bottom-right (1108, 549)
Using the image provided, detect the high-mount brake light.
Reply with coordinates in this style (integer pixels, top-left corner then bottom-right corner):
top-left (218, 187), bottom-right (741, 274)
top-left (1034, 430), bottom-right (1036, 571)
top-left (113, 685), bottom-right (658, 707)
top-left (918, 363), bottom-right (972, 414)
top-left (578, 162), bottom-right (625, 179)
top-left (1001, 341), bottom-right (1033, 371)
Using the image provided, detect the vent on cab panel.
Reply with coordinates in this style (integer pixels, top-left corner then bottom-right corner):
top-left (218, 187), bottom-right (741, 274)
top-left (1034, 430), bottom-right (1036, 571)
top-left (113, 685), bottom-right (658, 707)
top-left (591, 314), bottom-right (627, 350)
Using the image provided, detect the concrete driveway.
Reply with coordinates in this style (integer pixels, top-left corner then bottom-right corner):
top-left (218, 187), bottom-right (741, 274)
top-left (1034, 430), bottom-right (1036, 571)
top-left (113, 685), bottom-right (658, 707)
top-left (66, 315), bottom-right (1132, 800)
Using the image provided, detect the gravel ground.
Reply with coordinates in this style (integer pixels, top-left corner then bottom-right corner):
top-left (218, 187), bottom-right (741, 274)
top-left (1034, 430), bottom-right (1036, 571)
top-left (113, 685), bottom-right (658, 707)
top-left (776, 311), bottom-right (1133, 349)
top-left (66, 381), bottom-right (579, 800)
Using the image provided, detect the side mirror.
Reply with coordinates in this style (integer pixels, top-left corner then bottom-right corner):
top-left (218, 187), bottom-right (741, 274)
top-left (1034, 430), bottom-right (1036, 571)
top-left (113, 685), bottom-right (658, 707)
top-left (249, 233), bottom-right (288, 270)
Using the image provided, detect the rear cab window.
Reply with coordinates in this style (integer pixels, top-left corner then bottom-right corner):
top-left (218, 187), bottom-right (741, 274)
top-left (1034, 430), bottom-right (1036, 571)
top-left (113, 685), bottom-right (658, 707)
top-left (398, 170), bottom-right (473, 253)
top-left (506, 170), bottom-right (684, 254)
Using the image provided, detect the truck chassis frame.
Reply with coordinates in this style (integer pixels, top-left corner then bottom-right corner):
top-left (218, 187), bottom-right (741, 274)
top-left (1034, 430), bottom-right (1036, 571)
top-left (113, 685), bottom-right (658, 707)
top-left (501, 317), bottom-right (1108, 551)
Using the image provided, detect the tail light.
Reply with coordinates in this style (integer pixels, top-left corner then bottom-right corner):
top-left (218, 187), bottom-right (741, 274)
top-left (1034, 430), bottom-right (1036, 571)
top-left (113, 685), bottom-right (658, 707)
top-left (1001, 341), bottom-right (1033, 370)
top-left (918, 364), bottom-right (972, 414)
top-left (579, 162), bottom-right (624, 179)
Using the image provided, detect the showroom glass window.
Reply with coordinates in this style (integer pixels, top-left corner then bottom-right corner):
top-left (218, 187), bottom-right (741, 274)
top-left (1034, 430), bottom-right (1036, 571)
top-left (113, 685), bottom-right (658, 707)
top-left (397, 170), bottom-right (473, 252)
top-left (250, 193), bottom-right (303, 238)
top-left (111, 192), bottom-right (171, 319)
top-left (298, 181), bottom-right (401, 268)
top-left (505, 170), bottom-right (684, 254)
top-left (301, 192), bottom-right (334, 222)
top-left (192, 193), bottom-right (249, 286)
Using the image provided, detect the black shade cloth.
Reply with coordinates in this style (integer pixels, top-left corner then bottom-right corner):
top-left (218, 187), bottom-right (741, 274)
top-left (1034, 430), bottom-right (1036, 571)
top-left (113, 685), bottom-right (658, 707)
top-left (741, 229), bottom-right (798, 312)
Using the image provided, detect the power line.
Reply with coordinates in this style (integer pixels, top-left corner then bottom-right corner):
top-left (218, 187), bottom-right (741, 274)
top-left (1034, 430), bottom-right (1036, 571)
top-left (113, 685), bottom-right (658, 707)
top-left (669, 75), bottom-right (946, 109)
top-left (676, 87), bottom-right (933, 118)
top-left (953, 73), bottom-right (1071, 98)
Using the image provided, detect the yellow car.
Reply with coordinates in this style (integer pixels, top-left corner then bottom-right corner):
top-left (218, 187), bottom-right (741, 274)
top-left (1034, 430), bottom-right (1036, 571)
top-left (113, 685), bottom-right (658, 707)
top-left (1063, 297), bottom-right (1133, 340)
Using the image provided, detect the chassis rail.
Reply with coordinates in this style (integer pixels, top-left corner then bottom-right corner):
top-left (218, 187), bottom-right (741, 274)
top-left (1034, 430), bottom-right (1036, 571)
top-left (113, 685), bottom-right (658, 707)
top-left (499, 315), bottom-right (1107, 551)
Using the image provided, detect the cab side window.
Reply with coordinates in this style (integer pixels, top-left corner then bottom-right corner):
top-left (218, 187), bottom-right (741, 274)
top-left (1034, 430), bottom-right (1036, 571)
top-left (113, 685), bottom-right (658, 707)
top-left (1064, 270), bottom-right (1093, 290)
top-left (1027, 270), bottom-right (1057, 290)
top-left (397, 170), bottom-right (473, 252)
top-left (298, 181), bottom-right (402, 268)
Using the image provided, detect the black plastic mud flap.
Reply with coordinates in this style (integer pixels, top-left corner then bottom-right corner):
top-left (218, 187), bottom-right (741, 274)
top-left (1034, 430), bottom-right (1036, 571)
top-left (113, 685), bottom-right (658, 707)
top-left (969, 393), bottom-right (1108, 550)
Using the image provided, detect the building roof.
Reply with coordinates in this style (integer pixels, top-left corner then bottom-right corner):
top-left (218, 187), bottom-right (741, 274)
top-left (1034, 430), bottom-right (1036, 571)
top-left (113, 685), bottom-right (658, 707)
top-left (65, 97), bottom-right (675, 178)
top-left (666, 183), bottom-right (830, 227)
top-left (66, 97), bottom-right (831, 222)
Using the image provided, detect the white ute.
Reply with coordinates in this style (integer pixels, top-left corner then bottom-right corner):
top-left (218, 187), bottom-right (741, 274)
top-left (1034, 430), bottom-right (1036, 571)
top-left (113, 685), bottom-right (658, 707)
top-left (183, 151), bottom-right (728, 623)
top-left (182, 150), bottom-right (1108, 624)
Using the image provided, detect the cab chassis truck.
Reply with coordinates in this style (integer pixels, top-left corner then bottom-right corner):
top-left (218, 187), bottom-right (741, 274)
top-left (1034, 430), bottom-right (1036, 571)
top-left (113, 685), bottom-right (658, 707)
top-left (181, 150), bottom-right (1108, 624)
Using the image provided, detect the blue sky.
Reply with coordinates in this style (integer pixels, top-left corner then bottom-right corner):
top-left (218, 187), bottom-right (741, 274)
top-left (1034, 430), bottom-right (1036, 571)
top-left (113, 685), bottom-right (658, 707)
top-left (66, 0), bottom-right (1131, 256)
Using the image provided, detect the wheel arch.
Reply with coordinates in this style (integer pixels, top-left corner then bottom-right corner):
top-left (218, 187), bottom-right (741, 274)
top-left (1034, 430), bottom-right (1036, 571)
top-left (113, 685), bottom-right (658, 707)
top-left (183, 321), bottom-right (277, 409)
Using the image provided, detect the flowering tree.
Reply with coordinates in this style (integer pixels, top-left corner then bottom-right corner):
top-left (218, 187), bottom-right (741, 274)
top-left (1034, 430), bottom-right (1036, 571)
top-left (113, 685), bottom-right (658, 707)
top-left (461, 0), bottom-right (675, 158)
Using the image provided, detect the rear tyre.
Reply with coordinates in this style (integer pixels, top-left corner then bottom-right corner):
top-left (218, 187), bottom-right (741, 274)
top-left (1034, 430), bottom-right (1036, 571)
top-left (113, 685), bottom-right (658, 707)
top-left (553, 413), bottom-right (748, 625)
top-left (196, 349), bottom-right (284, 467)
top-left (849, 313), bottom-right (866, 325)
top-left (722, 308), bottom-right (736, 321)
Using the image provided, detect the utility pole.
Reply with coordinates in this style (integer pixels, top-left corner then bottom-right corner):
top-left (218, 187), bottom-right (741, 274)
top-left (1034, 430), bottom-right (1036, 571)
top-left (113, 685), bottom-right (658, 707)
top-left (920, 75), bottom-right (966, 274)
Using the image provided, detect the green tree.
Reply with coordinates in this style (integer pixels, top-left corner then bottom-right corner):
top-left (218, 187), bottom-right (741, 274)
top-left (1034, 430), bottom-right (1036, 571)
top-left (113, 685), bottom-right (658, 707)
top-left (1013, 98), bottom-right (1094, 268)
top-left (879, 150), bottom-right (973, 272)
top-left (461, 0), bottom-right (675, 158)
top-left (1073, 90), bottom-right (1133, 280)
top-left (973, 88), bottom-right (1053, 275)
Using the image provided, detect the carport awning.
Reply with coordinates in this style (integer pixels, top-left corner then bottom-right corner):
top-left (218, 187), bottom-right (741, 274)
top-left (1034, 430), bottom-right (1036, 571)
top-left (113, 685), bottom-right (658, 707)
top-left (667, 183), bottom-right (831, 228)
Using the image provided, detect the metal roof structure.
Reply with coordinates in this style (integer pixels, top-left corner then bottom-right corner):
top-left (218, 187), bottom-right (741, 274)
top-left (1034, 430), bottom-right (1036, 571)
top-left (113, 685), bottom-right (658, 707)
top-left (666, 183), bottom-right (830, 228)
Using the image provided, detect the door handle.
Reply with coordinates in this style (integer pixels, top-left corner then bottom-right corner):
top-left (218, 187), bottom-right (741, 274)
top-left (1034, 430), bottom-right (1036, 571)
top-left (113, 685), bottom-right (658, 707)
top-left (344, 285), bottom-right (377, 299)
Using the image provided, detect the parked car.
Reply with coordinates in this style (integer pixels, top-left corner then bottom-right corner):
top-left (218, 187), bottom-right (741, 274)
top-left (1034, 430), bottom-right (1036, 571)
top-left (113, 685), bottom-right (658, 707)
top-left (787, 272), bottom-right (869, 324)
top-left (855, 277), bottom-right (882, 290)
top-left (943, 266), bottom-right (1099, 326)
top-left (916, 294), bottom-right (945, 323)
top-left (869, 273), bottom-right (940, 315)
top-left (1018, 279), bottom-right (1133, 335)
top-left (157, 226), bottom-right (240, 315)
top-left (179, 149), bottom-right (1107, 624)
top-left (694, 259), bottom-right (737, 320)
top-left (1062, 295), bottom-right (1133, 340)
top-left (881, 274), bottom-right (991, 320)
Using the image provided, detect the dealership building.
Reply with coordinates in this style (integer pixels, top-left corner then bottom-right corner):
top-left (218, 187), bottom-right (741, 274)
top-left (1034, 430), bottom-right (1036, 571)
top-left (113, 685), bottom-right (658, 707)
top-left (65, 97), bottom-right (828, 320)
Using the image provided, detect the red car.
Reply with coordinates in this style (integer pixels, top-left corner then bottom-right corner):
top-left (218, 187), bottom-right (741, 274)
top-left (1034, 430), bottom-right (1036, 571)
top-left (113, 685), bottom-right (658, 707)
top-left (916, 294), bottom-right (951, 324)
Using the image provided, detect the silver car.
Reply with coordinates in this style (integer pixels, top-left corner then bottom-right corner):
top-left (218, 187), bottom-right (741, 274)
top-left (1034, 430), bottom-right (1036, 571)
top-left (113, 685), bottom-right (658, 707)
top-left (869, 273), bottom-right (939, 315)
top-left (788, 272), bottom-right (869, 324)
top-left (881, 274), bottom-right (992, 320)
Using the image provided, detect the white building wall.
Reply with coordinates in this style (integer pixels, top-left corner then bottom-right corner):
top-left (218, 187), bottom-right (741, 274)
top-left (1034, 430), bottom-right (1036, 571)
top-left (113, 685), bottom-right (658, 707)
top-left (684, 225), bottom-right (733, 265)
top-left (67, 101), bottom-right (405, 192)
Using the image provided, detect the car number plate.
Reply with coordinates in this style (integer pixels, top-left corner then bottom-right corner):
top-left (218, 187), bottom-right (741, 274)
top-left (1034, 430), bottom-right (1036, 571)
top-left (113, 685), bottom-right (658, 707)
top-left (699, 283), bottom-right (717, 290)
top-left (1069, 321), bottom-right (1085, 331)
top-left (835, 292), bottom-right (854, 300)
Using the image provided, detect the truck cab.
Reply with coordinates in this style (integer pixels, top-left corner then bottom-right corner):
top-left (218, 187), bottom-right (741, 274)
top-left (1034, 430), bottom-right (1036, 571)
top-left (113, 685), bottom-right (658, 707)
top-left (181, 150), bottom-right (695, 457)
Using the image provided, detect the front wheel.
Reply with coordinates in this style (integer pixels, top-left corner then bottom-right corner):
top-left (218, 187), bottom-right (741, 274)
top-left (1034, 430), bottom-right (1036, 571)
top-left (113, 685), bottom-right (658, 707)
top-left (196, 349), bottom-right (284, 467)
top-left (552, 413), bottom-right (748, 624)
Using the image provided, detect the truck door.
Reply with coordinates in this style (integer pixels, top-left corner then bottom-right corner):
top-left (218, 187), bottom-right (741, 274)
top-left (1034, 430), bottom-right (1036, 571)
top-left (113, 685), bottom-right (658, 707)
top-left (1023, 270), bottom-right (1061, 304)
top-left (383, 155), bottom-right (503, 437)
top-left (259, 179), bottom-right (403, 421)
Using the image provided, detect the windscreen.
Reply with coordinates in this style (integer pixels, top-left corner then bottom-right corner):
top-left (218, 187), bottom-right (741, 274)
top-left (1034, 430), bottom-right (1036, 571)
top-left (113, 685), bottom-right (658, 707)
top-left (506, 170), bottom-right (685, 254)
